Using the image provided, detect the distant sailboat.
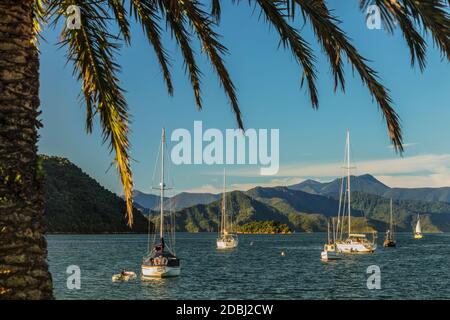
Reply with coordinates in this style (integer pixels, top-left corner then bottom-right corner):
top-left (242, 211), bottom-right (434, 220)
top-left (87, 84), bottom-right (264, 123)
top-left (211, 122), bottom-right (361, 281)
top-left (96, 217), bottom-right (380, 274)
top-left (383, 199), bottom-right (396, 247)
top-left (141, 128), bottom-right (181, 278)
top-left (217, 169), bottom-right (238, 250)
top-left (414, 214), bottom-right (423, 239)
top-left (334, 130), bottom-right (377, 254)
top-left (321, 218), bottom-right (340, 261)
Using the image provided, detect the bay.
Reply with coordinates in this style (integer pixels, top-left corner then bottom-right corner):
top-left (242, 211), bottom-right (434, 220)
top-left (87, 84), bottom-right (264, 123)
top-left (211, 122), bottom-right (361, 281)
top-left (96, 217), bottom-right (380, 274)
top-left (47, 232), bottom-right (450, 299)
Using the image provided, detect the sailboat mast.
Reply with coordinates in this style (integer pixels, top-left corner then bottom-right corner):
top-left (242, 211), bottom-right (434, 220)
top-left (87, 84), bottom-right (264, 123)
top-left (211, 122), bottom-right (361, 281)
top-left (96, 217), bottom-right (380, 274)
top-left (160, 128), bottom-right (165, 241)
top-left (222, 168), bottom-right (226, 234)
top-left (327, 219), bottom-right (330, 244)
top-left (390, 199), bottom-right (393, 231)
top-left (346, 130), bottom-right (351, 236)
top-left (332, 217), bottom-right (336, 243)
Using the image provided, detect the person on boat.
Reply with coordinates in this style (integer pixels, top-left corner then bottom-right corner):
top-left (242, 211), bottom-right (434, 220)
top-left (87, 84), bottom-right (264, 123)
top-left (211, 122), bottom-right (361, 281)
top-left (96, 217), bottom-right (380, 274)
top-left (155, 237), bottom-right (165, 254)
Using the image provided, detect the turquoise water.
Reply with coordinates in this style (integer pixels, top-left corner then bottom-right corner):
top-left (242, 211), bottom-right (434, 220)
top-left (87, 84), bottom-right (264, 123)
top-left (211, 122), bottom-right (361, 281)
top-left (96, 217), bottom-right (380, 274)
top-left (47, 233), bottom-right (450, 299)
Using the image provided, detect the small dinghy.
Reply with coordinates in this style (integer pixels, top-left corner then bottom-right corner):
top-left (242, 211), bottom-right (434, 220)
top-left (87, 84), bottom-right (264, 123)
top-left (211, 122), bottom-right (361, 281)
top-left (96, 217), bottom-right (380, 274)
top-left (112, 271), bottom-right (136, 282)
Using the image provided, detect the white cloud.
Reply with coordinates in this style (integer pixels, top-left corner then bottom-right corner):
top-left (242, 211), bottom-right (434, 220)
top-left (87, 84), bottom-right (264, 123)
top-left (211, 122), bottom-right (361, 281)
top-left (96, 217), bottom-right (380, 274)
top-left (176, 154), bottom-right (450, 193)
top-left (376, 174), bottom-right (450, 188)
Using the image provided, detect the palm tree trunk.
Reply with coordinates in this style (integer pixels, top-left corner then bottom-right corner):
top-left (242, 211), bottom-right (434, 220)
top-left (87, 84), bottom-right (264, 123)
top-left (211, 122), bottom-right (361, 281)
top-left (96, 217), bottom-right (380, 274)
top-left (0, 0), bottom-right (53, 299)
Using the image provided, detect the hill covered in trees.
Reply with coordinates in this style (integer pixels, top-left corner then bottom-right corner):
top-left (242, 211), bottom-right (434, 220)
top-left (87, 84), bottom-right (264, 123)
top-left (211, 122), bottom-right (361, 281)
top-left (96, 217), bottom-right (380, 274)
top-left (237, 221), bottom-right (292, 234)
top-left (42, 156), bottom-right (150, 233)
top-left (171, 187), bottom-right (450, 233)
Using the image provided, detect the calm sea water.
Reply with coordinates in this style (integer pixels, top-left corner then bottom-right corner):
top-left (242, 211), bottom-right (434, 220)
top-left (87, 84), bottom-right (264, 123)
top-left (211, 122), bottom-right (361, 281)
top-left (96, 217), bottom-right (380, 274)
top-left (47, 233), bottom-right (450, 299)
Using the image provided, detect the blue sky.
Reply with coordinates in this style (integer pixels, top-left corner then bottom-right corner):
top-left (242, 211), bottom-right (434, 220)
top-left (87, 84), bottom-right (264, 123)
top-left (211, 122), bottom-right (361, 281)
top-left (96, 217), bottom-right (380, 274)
top-left (38, 1), bottom-right (450, 195)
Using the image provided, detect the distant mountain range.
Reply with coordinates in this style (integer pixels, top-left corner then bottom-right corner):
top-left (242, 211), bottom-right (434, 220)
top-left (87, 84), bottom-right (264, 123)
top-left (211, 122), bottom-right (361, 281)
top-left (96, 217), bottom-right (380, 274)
top-left (42, 155), bottom-right (450, 233)
top-left (130, 190), bottom-right (220, 211)
top-left (289, 174), bottom-right (450, 203)
top-left (42, 156), bottom-right (150, 233)
top-left (167, 185), bottom-right (450, 233)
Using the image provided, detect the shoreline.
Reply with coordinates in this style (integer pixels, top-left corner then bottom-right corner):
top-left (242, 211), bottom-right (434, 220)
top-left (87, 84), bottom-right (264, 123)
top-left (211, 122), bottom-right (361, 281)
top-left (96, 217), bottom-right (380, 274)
top-left (46, 231), bottom-right (442, 235)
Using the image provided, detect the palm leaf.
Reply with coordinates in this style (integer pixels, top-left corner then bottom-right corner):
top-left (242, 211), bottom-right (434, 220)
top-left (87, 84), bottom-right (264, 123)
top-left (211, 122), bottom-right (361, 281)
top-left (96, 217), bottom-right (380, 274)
top-left (253, 0), bottom-right (319, 108)
top-left (159, 1), bottom-right (203, 108)
top-left (53, 1), bottom-right (134, 226)
top-left (171, 0), bottom-right (243, 129)
top-left (131, 0), bottom-right (174, 96)
top-left (290, 0), bottom-right (403, 152)
top-left (108, 0), bottom-right (131, 44)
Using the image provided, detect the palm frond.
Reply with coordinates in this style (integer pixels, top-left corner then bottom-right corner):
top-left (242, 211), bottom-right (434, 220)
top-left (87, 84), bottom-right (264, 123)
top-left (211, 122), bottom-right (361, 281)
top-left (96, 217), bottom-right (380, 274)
top-left (211, 0), bottom-right (221, 22)
top-left (291, 0), bottom-right (403, 152)
top-left (32, 0), bottom-right (49, 45)
top-left (53, 1), bottom-right (134, 226)
top-left (159, 2), bottom-right (203, 108)
top-left (360, 0), bottom-right (449, 62)
top-left (254, 0), bottom-right (319, 107)
top-left (360, 0), bottom-right (427, 71)
top-left (172, 0), bottom-right (243, 129)
top-left (108, 0), bottom-right (131, 44)
top-left (402, 0), bottom-right (450, 60)
top-left (131, 0), bottom-right (173, 96)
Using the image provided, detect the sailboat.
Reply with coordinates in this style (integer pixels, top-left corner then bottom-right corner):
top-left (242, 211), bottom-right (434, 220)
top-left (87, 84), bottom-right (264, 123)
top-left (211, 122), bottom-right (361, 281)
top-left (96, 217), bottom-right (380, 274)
top-left (321, 218), bottom-right (340, 261)
top-left (216, 169), bottom-right (238, 250)
top-left (334, 130), bottom-right (377, 254)
top-left (414, 214), bottom-right (423, 239)
top-left (141, 128), bottom-right (181, 278)
top-left (383, 199), bottom-right (396, 247)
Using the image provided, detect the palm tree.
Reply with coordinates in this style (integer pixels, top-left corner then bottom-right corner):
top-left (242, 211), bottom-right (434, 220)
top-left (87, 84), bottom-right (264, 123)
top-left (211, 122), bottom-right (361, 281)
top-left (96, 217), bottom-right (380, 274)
top-left (0, 0), bottom-right (448, 299)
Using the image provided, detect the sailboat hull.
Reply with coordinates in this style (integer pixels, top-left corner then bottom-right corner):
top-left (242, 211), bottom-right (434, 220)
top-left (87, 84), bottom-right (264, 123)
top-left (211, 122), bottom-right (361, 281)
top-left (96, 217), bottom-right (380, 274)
top-left (414, 233), bottom-right (423, 239)
top-left (141, 265), bottom-right (181, 278)
top-left (383, 240), bottom-right (396, 247)
top-left (217, 238), bottom-right (238, 250)
top-left (336, 242), bottom-right (376, 254)
top-left (321, 250), bottom-right (340, 261)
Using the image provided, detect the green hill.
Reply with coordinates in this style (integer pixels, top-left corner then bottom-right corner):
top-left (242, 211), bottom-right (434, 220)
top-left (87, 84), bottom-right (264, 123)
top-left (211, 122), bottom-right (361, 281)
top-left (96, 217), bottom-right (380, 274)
top-left (170, 187), bottom-right (450, 233)
top-left (42, 155), bottom-right (151, 233)
top-left (237, 221), bottom-right (292, 234)
top-left (349, 191), bottom-right (450, 232)
top-left (172, 191), bottom-right (289, 232)
top-left (170, 189), bottom-right (376, 232)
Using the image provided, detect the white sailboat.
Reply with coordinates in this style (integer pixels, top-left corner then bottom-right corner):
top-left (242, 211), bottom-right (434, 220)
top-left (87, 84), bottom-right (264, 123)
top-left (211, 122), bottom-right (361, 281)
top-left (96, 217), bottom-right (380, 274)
top-left (414, 214), bottom-right (423, 239)
top-left (321, 218), bottom-right (340, 261)
top-left (334, 130), bottom-right (377, 254)
top-left (141, 128), bottom-right (181, 278)
top-left (216, 169), bottom-right (238, 250)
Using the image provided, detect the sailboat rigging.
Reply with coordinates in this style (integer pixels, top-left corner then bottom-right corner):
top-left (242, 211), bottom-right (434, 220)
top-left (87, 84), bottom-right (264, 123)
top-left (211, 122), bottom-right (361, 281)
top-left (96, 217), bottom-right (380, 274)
top-left (383, 199), bottom-right (396, 247)
top-left (216, 169), bottom-right (238, 250)
top-left (334, 130), bottom-right (377, 254)
top-left (141, 128), bottom-right (181, 278)
top-left (321, 218), bottom-right (340, 261)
